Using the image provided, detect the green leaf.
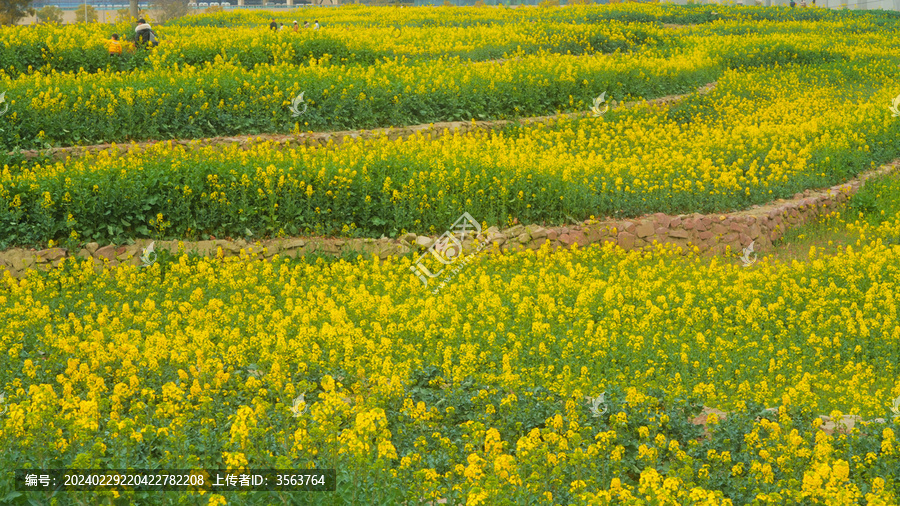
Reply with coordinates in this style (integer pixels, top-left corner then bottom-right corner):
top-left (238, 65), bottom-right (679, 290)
top-left (2, 491), bottom-right (23, 502)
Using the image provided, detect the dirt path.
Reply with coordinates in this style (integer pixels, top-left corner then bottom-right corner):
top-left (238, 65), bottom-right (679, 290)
top-left (13, 82), bottom-right (717, 161)
top-left (2, 153), bottom-right (895, 279)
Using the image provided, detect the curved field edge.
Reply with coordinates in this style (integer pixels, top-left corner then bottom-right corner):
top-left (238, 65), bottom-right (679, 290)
top-left (0, 18), bottom-right (668, 78)
top-left (1, 202), bottom-right (899, 504)
top-left (5, 3), bottom-right (893, 79)
top-left (0, 11), bottom-right (879, 149)
top-left (3, 55), bottom-right (900, 247)
top-left (6, 82), bottom-right (719, 162)
top-left (0, 51), bottom-right (717, 149)
top-left (1, 159), bottom-right (895, 279)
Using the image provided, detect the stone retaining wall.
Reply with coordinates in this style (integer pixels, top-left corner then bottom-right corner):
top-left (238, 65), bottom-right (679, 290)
top-left (2, 161), bottom-right (895, 279)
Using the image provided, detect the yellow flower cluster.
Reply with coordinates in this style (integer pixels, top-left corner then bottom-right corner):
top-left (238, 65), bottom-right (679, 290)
top-left (4, 5), bottom-right (885, 149)
top-left (3, 6), bottom-right (900, 504)
top-left (0, 212), bottom-right (899, 501)
top-left (3, 51), bottom-right (894, 243)
top-left (1, 16), bottom-right (662, 74)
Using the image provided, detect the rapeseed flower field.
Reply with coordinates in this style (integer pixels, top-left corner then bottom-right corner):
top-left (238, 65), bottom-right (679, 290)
top-left (2, 56), bottom-right (900, 245)
top-left (2, 3), bottom-right (900, 504)
top-left (1, 4), bottom-right (897, 147)
top-left (1, 181), bottom-right (900, 503)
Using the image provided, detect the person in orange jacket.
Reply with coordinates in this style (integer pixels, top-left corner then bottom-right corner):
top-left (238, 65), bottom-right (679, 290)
top-left (108, 33), bottom-right (123, 56)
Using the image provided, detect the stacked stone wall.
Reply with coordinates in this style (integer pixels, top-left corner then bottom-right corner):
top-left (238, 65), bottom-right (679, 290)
top-left (2, 163), bottom-right (894, 278)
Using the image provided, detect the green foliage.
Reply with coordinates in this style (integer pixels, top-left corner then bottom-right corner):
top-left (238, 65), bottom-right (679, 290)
top-left (2, 56), bottom-right (899, 246)
top-left (152, 0), bottom-right (188, 23)
top-left (0, 0), bottom-right (33, 25)
top-left (3, 247), bottom-right (900, 503)
top-left (36, 5), bottom-right (62, 24)
top-left (292, 35), bottom-right (357, 64)
top-left (850, 173), bottom-right (900, 227)
top-left (0, 18), bottom-right (665, 78)
top-left (74, 4), bottom-right (98, 23)
top-left (711, 40), bottom-right (839, 71)
top-left (0, 42), bottom-right (718, 149)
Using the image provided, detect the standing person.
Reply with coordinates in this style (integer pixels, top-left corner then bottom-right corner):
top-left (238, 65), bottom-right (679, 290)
top-left (314, 20), bottom-right (319, 30)
top-left (304, 21), bottom-right (310, 28)
top-left (269, 18), bottom-right (277, 31)
top-left (292, 20), bottom-right (298, 32)
top-left (108, 33), bottom-right (123, 56)
top-left (134, 18), bottom-right (154, 48)
top-left (279, 22), bottom-right (285, 31)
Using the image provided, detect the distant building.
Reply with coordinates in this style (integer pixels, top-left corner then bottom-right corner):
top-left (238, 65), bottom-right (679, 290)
top-left (659, 0), bottom-right (900, 9)
top-left (413, 0), bottom-right (609, 5)
top-left (30, 1), bottom-right (149, 9)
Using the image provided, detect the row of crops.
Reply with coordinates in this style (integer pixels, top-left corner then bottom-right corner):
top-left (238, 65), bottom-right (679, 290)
top-left (2, 172), bottom-right (899, 504)
top-left (3, 54), bottom-right (900, 246)
top-left (2, 7), bottom-right (900, 148)
top-left (2, 4), bottom-right (900, 505)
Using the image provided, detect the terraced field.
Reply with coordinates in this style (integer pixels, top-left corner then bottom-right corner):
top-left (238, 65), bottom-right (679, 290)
top-left (1, 4), bottom-right (900, 505)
